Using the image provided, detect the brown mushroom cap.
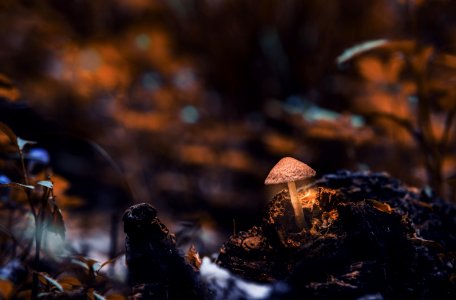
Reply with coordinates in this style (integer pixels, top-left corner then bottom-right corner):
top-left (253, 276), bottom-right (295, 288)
top-left (264, 157), bottom-right (316, 185)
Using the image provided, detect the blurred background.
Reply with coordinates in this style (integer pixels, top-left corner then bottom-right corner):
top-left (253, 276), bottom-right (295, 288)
top-left (1, 0), bottom-right (456, 258)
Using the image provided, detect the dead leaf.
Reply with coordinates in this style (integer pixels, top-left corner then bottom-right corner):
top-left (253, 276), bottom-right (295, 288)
top-left (0, 279), bottom-right (14, 299)
top-left (57, 275), bottom-right (82, 291)
top-left (185, 244), bottom-right (202, 271)
top-left (450, 273), bottom-right (456, 284)
top-left (408, 233), bottom-right (444, 250)
top-left (367, 199), bottom-right (393, 214)
top-left (0, 123), bottom-right (17, 145)
top-left (38, 272), bottom-right (64, 292)
top-left (0, 74), bottom-right (20, 101)
top-left (358, 56), bottom-right (387, 83)
top-left (97, 254), bottom-right (123, 273)
top-left (15, 289), bottom-right (31, 299)
top-left (87, 288), bottom-right (95, 300)
top-left (105, 293), bottom-right (127, 300)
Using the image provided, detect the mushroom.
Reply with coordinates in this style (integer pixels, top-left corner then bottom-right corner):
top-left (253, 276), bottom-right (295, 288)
top-left (265, 157), bottom-right (316, 230)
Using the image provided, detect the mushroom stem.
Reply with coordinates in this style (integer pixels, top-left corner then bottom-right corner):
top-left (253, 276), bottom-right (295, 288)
top-left (287, 181), bottom-right (306, 230)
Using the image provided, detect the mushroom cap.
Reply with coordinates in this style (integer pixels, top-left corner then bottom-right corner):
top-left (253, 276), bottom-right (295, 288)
top-left (265, 157), bottom-right (316, 185)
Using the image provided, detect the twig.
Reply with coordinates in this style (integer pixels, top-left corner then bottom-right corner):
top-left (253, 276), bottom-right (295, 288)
top-left (439, 108), bottom-right (456, 152)
top-left (364, 112), bottom-right (418, 138)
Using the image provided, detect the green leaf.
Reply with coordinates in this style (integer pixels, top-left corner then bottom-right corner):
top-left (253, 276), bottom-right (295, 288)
top-left (0, 122), bottom-right (17, 144)
top-left (16, 137), bottom-right (37, 151)
top-left (0, 182), bottom-right (35, 190)
top-left (37, 180), bottom-right (53, 189)
top-left (337, 39), bottom-right (388, 64)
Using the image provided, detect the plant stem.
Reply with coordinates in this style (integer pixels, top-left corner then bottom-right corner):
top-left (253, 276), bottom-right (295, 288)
top-left (413, 47), bottom-right (444, 196)
top-left (287, 181), bottom-right (305, 231)
top-left (440, 109), bottom-right (456, 152)
top-left (32, 219), bottom-right (42, 300)
top-left (18, 148), bottom-right (40, 300)
top-left (108, 213), bottom-right (119, 275)
top-left (18, 149), bottom-right (36, 219)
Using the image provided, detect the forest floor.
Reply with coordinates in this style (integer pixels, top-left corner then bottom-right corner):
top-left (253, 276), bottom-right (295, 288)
top-left (123, 171), bottom-right (456, 299)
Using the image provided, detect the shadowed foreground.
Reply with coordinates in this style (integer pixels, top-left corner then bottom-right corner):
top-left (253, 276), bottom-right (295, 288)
top-left (124, 171), bottom-right (456, 299)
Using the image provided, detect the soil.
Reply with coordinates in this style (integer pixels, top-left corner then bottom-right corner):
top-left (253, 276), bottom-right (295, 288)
top-left (217, 171), bottom-right (456, 299)
top-left (124, 171), bottom-right (456, 299)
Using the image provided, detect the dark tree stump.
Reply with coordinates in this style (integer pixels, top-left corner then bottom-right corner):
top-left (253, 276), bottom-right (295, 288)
top-left (123, 203), bottom-right (206, 299)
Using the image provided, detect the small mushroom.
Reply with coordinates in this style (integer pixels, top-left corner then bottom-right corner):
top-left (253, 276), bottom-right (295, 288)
top-left (265, 157), bottom-right (316, 230)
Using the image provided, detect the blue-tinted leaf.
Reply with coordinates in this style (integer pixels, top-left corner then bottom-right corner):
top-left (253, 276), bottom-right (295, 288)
top-left (337, 39), bottom-right (417, 65)
top-left (0, 259), bottom-right (23, 280)
top-left (16, 137), bottom-right (36, 151)
top-left (93, 291), bottom-right (106, 300)
top-left (39, 273), bottom-right (64, 292)
top-left (0, 175), bottom-right (10, 184)
top-left (27, 148), bottom-right (50, 164)
top-left (337, 39), bottom-right (388, 64)
top-left (37, 180), bottom-right (53, 189)
top-left (47, 205), bottom-right (65, 239)
top-left (70, 256), bottom-right (98, 271)
top-left (70, 258), bottom-right (89, 270)
top-left (0, 182), bottom-right (35, 190)
top-left (0, 176), bottom-right (11, 198)
top-left (38, 292), bottom-right (52, 297)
